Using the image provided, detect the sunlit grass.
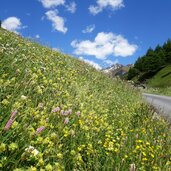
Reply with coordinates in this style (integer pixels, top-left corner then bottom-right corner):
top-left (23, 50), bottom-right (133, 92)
top-left (0, 28), bottom-right (171, 171)
top-left (148, 65), bottom-right (171, 88)
top-left (145, 87), bottom-right (171, 96)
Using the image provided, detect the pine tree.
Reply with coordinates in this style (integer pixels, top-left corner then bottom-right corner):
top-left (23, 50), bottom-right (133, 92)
top-left (163, 39), bottom-right (171, 63)
top-left (127, 39), bottom-right (171, 81)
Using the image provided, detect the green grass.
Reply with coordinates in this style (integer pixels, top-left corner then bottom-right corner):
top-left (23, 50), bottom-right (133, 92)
top-left (145, 87), bottom-right (171, 97)
top-left (148, 65), bottom-right (171, 88)
top-left (0, 28), bottom-right (171, 171)
top-left (146, 66), bottom-right (171, 96)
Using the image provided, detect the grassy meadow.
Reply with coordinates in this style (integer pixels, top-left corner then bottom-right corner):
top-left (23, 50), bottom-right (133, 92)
top-left (0, 28), bottom-right (171, 171)
top-left (145, 87), bottom-right (171, 97)
top-left (145, 66), bottom-right (171, 96)
top-left (148, 65), bottom-right (171, 88)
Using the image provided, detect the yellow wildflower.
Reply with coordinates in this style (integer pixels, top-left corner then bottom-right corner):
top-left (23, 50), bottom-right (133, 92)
top-left (45, 164), bottom-right (53, 171)
top-left (27, 166), bottom-right (37, 171)
top-left (57, 153), bottom-right (63, 159)
top-left (11, 121), bottom-right (18, 128)
top-left (9, 143), bottom-right (18, 151)
top-left (0, 143), bottom-right (6, 152)
top-left (1, 99), bottom-right (9, 106)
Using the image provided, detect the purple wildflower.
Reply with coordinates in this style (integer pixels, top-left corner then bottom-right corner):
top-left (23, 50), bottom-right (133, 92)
top-left (64, 117), bottom-right (69, 124)
top-left (35, 126), bottom-right (45, 135)
top-left (4, 119), bottom-right (14, 131)
top-left (52, 107), bottom-right (60, 113)
top-left (10, 110), bottom-right (18, 120)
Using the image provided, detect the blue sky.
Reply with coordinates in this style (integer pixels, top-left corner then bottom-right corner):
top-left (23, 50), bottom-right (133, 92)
top-left (1, 0), bottom-right (171, 69)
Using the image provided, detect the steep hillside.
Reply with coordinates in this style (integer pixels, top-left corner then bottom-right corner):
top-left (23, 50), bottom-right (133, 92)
top-left (127, 40), bottom-right (171, 82)
top-left (145, 66), bottom-right (171, 96)
top-left (148, 65), bottom-right (171, 87)
top-left (0, 28), bottom-right (171, 170)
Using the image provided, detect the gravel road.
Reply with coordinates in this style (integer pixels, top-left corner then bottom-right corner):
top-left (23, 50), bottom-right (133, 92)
top-left (143, 93), bottom-right (171, 120)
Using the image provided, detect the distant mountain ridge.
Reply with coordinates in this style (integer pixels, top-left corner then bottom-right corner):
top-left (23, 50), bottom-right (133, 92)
top-left (102, 63), bottom-right (133, 77)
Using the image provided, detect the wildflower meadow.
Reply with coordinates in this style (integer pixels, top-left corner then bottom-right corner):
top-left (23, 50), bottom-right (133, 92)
top-left (0, 28), bottom-right (171, 171)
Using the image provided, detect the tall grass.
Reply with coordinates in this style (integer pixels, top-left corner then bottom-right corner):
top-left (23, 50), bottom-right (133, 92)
top-left (0, 28), bottom-right (171, 171)
top-left (145, 87), bottom-right (171, 96)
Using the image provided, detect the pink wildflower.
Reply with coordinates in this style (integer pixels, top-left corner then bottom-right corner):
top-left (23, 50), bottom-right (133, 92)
top-left (35, 126), bottom-right (45, 135)
top-left (76, 111), bottom-right (81, 117)
top-left (68, 109), bottom-right (72, 115)
top-left (10, 110), bottom-right (18, 120)
top-left (64, 117), bottom-right (69, 124)
top-left (4, 119), bottom-right (13, 131)
top-left (60, 110), bottom-right (64, 115)
top-left (52, 107), bottom-right (60, 113)
top-left (64, 111), bottom-right (69, 116)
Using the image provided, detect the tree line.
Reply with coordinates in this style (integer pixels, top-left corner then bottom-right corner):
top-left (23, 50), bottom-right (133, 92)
top-left (127, 39), bottom-right (171, 81)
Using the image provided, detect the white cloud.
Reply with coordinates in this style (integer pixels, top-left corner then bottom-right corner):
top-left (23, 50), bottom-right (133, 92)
top-left (89, 6), bottom-right (102, 15)
top-left (79, 57), bottom-right (102, 70)
top-left (65, 2), bottom-right (76, 13)
top-left (71, 32), bottom-right (138, 59)
top-left (104, 59), bottom-right (119, 65)
top-left (82, 24), bottom-right (95, 33)
top-left (2, 17), bottom-right (23, 33)
top-left (89, 0), bottom-right (124, 15)
top-left (46, 10), bottom-right (67, 33)
top-left (39, 0), bottom-right (76, 13)
top-left (35, 34), bottom-right (40, 39)
top-left (38, 0), bottom-right (65, 8)
top-left (113, 37), bottom-right (137, 57)
top-left (52, 47), bottom-right (59, 51)
top-left (52, 47), bottom-right (63, 52)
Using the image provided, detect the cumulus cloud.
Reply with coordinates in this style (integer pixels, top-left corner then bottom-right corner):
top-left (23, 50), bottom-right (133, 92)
top-left (65, 2), bottom-right (76, 13)
top-left (82, 24), bottom-right (95, 34)
top-left (38, 0), bottom-right (65, 8)
top-left (46, 10), bottom-right (67, 33)
top-left (89, 0), bottom-right (124, 15)
top-left (79, 57), bottom-right (102, 70)
top-left (39, 0), bottom-right (76, 13)
top-left (2, 17), bottom-right (23, 33)
top-left (71, 32), bottom-right (138, 59)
